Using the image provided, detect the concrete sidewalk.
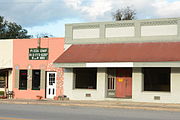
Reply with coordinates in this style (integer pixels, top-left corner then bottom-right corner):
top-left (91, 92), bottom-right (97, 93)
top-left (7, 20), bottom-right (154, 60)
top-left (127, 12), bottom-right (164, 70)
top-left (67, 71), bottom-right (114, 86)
top-left (1, 99), bottom-right (180, 112)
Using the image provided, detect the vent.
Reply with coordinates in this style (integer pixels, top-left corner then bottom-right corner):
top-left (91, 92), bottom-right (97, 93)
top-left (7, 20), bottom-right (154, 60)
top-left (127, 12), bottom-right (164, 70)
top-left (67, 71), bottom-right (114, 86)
top-left (154, 96), bottom-right (160, 100)
top-left (85, 93), bottom-right (91, 97)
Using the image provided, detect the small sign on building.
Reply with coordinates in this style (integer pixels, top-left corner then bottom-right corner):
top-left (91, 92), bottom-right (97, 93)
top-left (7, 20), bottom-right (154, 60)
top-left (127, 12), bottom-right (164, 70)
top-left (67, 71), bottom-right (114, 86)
top-left (29, 48), bottom-right (48, 60)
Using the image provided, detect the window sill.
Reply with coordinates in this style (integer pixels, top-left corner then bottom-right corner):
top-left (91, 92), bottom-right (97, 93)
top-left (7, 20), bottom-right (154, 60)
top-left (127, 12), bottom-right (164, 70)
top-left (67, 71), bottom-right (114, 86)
top-left (32, 89), bottom-right (40, 90)
top-left (73, 88), bottom-right (97, 91)
top-left (142, 91), bottom-right (171, 94)
top-left (19, 88), bottom-right (27, 90)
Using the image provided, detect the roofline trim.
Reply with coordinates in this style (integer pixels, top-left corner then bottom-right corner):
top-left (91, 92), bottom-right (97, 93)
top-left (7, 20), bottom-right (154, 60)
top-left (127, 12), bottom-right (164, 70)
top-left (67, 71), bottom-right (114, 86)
top-left (54, 62), bottom-right (180, 68)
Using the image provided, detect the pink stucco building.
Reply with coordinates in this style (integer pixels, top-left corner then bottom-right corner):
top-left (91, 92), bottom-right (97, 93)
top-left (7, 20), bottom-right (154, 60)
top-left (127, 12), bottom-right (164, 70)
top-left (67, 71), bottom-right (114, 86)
top-left (12, 38), bottom-right (64, 99)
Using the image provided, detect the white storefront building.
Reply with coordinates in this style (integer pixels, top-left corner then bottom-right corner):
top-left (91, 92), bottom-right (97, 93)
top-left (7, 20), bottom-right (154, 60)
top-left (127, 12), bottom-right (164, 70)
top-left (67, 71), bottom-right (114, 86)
top-left (54, 17), bottom-right (180, 103)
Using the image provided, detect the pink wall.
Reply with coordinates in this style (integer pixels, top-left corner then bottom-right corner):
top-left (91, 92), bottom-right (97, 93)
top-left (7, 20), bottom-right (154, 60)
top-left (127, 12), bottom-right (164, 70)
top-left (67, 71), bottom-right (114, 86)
top-left (13, 88), bottom-right (45, 99)
top-left (13, 38), bottom-right (64, 99)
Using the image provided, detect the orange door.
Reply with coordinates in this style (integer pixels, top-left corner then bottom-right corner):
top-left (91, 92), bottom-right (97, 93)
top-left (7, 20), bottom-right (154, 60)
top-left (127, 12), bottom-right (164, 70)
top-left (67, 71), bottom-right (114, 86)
top-left (116, 68), bottom-right (132, 98)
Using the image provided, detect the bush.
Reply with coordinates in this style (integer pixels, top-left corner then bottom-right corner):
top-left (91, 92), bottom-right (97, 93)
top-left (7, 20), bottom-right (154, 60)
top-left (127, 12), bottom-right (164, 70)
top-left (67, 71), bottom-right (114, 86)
top-left (0, 91), bottom-right (4, 96)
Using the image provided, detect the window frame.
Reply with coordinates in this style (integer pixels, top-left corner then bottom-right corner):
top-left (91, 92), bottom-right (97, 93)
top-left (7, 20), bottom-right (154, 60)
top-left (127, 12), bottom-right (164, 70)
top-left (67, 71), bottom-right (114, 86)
top-left (143, 67), bottom-right (171, 92)
top-left (73, 68), bottom-right (97, 90)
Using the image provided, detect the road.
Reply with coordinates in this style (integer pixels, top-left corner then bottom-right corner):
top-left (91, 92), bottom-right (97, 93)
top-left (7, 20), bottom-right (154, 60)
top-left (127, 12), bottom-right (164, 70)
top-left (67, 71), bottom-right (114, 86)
top-left (0, 104), bottom-right (180, 120)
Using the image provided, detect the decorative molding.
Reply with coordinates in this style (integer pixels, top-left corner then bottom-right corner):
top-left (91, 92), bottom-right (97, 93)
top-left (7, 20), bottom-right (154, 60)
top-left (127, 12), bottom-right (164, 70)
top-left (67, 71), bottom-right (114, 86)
top-left (73, 25), bottom-right (100, 29)
top-left (141, 20), bottom-right (178, 26)
top-left (105, 23), bottom-right (134, 28)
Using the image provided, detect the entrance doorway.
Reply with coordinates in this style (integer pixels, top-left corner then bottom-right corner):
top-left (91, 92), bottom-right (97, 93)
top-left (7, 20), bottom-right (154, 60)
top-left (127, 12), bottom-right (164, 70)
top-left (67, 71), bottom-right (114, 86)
top-left (115, 68), bottom-right (132, 98)
top-left (46, 72), bottom-right (56, 99)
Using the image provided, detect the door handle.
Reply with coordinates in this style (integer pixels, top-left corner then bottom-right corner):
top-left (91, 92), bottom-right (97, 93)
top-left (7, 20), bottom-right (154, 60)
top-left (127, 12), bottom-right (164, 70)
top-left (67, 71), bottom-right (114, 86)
top-left (125, 80), bottom-right (128, 88)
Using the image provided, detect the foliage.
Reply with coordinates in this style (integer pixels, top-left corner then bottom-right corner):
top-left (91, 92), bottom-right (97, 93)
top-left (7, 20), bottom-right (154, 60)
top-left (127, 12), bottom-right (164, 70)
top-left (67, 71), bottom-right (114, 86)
top-left (112, 6), bottom-right (136, 21)
top-left (0, 16), bottom-right (31, 39)
top-left (0, 91), bottom-right (4, 96)
top-left (35, 33), bottom-right (54, 38)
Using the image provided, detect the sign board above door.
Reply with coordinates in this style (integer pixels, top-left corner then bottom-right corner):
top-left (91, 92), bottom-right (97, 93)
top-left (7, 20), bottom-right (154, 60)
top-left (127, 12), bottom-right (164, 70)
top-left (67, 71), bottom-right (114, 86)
top-left (29, 48), bottom-right (48, 60)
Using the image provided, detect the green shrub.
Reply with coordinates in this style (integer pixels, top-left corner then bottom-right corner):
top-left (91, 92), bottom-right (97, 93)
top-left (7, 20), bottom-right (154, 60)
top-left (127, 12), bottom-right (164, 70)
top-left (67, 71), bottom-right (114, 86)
top-left (0, 91), bottom-right (4, 96)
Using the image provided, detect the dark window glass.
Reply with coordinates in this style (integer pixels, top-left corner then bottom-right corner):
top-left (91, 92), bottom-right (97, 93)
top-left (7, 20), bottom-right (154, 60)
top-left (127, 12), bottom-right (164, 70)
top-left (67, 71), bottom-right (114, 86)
top-left (49, 88), bottom-right (51, 95)
top-left (19, 70), bottom-right (27, 90)
top-left (0, 71), bottom-right (8, 88)
top-left (143, 68), bottom-right (170, 92)
top-left (32, 70), bottom-right (41, 90)
top-left (0, 79), bottom-right (5, 88)
top-left (49, 73), bottom-right (55, 85)
top-left (74, 68), bottom-right (97, 89)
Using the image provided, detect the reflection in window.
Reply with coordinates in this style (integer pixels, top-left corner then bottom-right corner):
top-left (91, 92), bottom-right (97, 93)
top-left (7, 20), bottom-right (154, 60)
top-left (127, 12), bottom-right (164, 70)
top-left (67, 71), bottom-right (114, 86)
top-left (143, 68), bottom-right (170, 92)
top-left (32, 70), bottom-right (41, 90)
top-left (19, 70), bottom-right (27, 90)
top-left (0, 71), bottom-right (6, 88)
top-left (74, 68), bottom-right (97, 89)
top-left (49, 73), bottom-right (55, 85)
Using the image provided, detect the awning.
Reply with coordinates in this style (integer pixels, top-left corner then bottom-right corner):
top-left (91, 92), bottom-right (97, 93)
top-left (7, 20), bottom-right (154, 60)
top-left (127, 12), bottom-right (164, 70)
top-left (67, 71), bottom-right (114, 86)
top-left (54, 42), bottom-right (180, 64)
top-left (0, 68), bottom-right (12, 72)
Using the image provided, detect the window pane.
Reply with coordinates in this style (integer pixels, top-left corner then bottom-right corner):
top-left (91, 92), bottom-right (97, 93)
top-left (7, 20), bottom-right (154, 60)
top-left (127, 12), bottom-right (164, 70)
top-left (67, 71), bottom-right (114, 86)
top-left (19, 70), bottom-right (27, 90)
top-left (0, 76), bottom-right (5, 88)
top-left (0, 71), bottom-right (7, 88)
top-left (143, 68), bottom-right (170, 92)
top-left (49, 73), bottom-right (55, 85)
top-left (32, 70), bottom-right (41, 90)
top-left (107, 68), bottom-right (116, 90)
top-left (74, 68), bottom-right (97, 89)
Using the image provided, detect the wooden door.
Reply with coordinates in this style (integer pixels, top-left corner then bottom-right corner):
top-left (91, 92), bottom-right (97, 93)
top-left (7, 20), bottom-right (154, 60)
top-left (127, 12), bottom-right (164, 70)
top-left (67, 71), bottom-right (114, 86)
top-left (116, 68), bottom-right (132, 98)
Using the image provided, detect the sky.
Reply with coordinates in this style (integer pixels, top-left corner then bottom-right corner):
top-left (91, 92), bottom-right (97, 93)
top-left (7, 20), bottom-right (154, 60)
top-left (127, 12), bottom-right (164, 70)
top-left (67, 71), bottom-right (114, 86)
top-left (0, 0), bottom-right (180, 37)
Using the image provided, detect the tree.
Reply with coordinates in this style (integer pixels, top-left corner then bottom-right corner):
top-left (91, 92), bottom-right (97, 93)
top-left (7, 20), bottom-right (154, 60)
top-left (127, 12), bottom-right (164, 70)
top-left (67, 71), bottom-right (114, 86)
top-left (35, 33), bottom-right (54, 38)
top-left (112, 6), bottom-right (136, 21)
top-left (0, 16), bottom-right (31, 39)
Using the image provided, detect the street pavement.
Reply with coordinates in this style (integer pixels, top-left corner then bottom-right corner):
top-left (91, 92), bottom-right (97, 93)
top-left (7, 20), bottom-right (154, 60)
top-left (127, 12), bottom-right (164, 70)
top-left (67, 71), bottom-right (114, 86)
top-left (1, 99), bottom-right (180, 112)
top-left (0, 103), bottom-right (180, 120)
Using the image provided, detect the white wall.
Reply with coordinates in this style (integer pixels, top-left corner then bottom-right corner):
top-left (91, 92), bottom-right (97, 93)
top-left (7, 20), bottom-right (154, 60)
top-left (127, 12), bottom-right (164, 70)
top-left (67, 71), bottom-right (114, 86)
top-left (64, 68), bottom-right (107, 100)
top-left (8, 70), bottom-right (13, 91)
top-left (64, 67), bottom-right (180, 103)
top-left (141, 25), bottom-right (177, 36)
top-left (73, 28), bottom-right (100, 39)
top-left (0, 40), bottom-right (13, 68)
top-left (106, 27), bottom-right (135, 38)
top-left (64, 44), bottom-right (72, 51)
top-left (132, 67), bottom-right (180, 103)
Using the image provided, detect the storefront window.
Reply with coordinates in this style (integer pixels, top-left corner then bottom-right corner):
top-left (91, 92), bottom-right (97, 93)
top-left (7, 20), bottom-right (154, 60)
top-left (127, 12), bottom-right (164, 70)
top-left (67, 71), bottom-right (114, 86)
top-left (0, 76), bottom-right (5, 88)
top-left (143, 68), bottom-right (170, 92)
top-left (0, 71), bottom-right (8, 88)
top-left (32, 70), bottom-right (41, 90)
top-left (74, 68), bottom-right (97, 89)
top-left (19, 70), bottom-right (28, 90)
